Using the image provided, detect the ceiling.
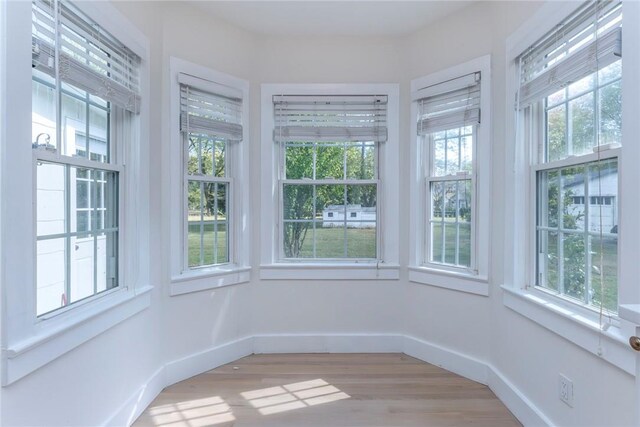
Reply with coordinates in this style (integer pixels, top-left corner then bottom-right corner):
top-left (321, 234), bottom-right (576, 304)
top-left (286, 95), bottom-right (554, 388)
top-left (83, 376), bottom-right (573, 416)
top-left (189, 1), bottom-right (473, 37)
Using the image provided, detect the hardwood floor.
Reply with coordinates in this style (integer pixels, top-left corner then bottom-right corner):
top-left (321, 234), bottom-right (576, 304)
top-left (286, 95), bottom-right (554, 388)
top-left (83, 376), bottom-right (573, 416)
top-left (133, 353), bottom-right (521, 427)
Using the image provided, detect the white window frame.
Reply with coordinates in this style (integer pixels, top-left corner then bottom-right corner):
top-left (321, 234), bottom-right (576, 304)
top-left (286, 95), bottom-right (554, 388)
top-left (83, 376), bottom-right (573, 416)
top-left (168, 57), bottom-right (251, 295)
top-left (409, 55), bottom-right (491, 296)
top-left (260, 84), bottom-right (400, 281)
top-left (0, 0), bottom-right (151, 385)
top-left (503, 1), bottom-right (640, 375)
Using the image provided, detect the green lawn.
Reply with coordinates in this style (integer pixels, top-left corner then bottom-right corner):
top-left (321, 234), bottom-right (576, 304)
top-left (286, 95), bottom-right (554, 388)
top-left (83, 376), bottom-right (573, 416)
top-left (295, 227), bottom-right (377, 259)
top-left (188, 222), bottom-right (228, 267)
top-left (430, 221), bottom-right (471, 267)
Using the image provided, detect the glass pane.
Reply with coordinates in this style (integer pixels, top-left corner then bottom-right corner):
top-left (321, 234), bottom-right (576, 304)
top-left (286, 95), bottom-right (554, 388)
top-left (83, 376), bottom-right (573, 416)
top-left (547, 104), bottom-right (566, 162)
top-left (346, 184), bottom-right (376, 211)
top-left (432, 138), bottom-right (446, 177)
top-left (89, 105), bottom-right (108, 162)
top-left (202, 183), bottom-right (228, 265)
top-left (314, 225), bottom-right (344, 258)
top-left (431, 182), bottom-right (444, 221)
top-left (36, 238), bottom-right (67, 316)
top-left (346, 142), bottom-right (375, 179)
top-left (69, 235), bottom-right (95, 303)
top-left (214, 140), bottom-right (226, 177)
top-left (563, 233), bottom-right (586, 302)
top-left (589, 234), bottom-right (618, 312)
top-left (187, 136), bottom-right (200, 175)
top-left (283, 184), bottom-right (313, 220)
top-left (599, 80), bottom-right (621, 146)
top-left (443, 223), bottom-right (456, 265)
top-left (458, 223), bottom-right (471, 267)
top-left (561, 166), bottom-right (586, 231)
top-left (285, 144), bottom-right (313, 179)
top-left (568, 74), bottom-right (594, 98)
top-left (547, 88), bottom-right (566, 107)
top-left (316, 143), bottom-right (344, 179)
top-left (316, 184), bottom-right (344, 223)
top-left (460, 133), bottom-right (473, 173)
top-left (37, 162), bottom-right (66, 236)
top-left (459, 180), bottom-right (472, 223)
top-left (283, 222), bottom-right (314, 258)
top-left (187, 221), bottom-right (202, 268)
top-left (431, 222), bottom-right (443, 264)
top-left (569, 92), bottom-right (595, 156)
top-left (96, 231), bottom-right (118, 293)
top-left (347, 226), bottom-right (376, 258)
top-left (445, 136), bottom-right (459, 174)
top-left (61, 93), bottom-right (88, 158)
top-left (598, 60), bottom-right (621, 85)
top-left (32, 73), bottom-right (58, 151)
top-left (538, 170), bottom-right (560, 228)
top-left (443, 181), bottom-right (458, 220)
top-left (538, 230), bottom-right (559, 292)
top-left (200, 137), bottom-right (214, 176)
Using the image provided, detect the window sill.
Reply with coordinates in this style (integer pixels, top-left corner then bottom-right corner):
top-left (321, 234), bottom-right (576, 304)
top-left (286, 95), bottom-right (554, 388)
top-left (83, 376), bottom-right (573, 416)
top-left (170, 266), bottom-right (251, 296)
top-left (260, 263), bottom-right (400, 281)
top-left (619, 304), bottom-right (640, 326)
top-left (502, 285), bottom-right (634, 376)
top-left (3, 285), bottom-right (153, 385)
top-left (408, 266), bottom-right (489, 296)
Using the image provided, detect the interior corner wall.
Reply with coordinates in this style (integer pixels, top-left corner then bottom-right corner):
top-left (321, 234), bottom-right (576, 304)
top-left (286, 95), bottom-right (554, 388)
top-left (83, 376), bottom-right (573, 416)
top-left (1, 1), bottom-right (636, 426)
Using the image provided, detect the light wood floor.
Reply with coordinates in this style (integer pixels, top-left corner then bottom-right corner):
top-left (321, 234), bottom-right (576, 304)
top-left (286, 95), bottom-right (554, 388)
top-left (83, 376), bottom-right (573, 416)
top-left (133, 354), bottom-right (521, 427)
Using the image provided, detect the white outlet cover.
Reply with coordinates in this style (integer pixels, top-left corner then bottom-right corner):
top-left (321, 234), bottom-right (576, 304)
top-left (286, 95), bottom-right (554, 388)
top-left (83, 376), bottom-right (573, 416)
top-left (559, 374), bottom-right (574, 407)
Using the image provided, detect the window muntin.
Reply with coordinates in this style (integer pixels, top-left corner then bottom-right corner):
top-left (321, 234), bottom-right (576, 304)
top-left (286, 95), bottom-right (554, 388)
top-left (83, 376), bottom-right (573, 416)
top-left (521, 1), bottom-right (622, 313)
top-left (31, 0), bottom-right (139, 316)
top-left (281, 141), bottom-right (378, 259)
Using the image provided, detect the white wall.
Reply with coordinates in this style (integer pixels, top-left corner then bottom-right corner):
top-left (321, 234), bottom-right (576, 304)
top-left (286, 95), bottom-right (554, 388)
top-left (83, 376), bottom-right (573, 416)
top-left (1, 1), bottom-right (636, 426)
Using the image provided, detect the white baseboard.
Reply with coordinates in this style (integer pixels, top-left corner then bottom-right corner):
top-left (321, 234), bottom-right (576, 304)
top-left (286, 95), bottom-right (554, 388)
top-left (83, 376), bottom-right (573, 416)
top-left (103, 333), bottom-right (551, 427)
top-left (164, 336), bottom-right (253, 386)
top-left (403, 335), bottom-right (490, 385)
top-left (487, 367), bottom-right (553, 427)
top-left (253, 333), bottom-right (404, 354)
top-left (104, 365), bottom-right (166, 427)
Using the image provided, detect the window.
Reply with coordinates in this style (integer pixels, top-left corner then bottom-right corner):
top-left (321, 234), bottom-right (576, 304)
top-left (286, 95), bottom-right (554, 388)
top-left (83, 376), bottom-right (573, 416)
top-left (518, 0), bottom-right (622, 313)
top-left (260, 84), bottom-right (399, 279)
top-left (409, 56), bottom-right (490, 294)
top-left (31, 0), bottom-right (140, 316)
top-left (417, 73), bottom-right (480, 270)
top-left (273, 95), bottom-right (385, 260)
top-left (168, 58), bottom-right (250, 293)
top-left (180, 75), bottom-right (243, 269)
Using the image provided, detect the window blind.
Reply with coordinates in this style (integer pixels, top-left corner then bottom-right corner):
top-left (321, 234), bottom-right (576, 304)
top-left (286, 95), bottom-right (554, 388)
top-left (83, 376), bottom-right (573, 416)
top-left (179, 75), bottom-right (243, 142)
top-left (416, 72), bottom-right (481, 135)
top-left (31, 0), bottom-right (141, 113)
top-left (273, 95), bottom-right (388, 143)
top-left (518, 0), bottom-right (622, 107)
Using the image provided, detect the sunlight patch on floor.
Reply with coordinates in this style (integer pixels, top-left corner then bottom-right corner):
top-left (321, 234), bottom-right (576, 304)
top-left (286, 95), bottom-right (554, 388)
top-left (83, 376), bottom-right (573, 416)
top-left (241, 379), bottom-right (350, 416)
top-left (147, 396), bottom-right (235, 426)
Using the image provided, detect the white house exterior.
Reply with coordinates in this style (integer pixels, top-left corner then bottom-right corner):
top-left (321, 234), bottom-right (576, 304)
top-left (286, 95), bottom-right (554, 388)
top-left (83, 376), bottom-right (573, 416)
top-left (564, 170), bottom-right (617, 234)
top-left (322, 204), bottom-right (376, 228)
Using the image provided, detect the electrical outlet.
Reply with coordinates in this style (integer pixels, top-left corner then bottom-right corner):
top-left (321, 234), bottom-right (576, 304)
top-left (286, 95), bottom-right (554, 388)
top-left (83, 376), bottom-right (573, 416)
top-left (559, 374), bottom-right (573, 407)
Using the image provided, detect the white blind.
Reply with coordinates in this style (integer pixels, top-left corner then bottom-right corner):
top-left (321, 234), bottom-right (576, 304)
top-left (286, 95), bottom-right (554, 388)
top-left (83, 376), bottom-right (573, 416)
top-left (273, 95), bottom-right (388, 143)
top-left (416, 72), bottom-right (481, 135)
top-left (180, 78), bottom-right (243, 142)
top-left (32, 0), bottom-right (141, 113)
top-left (518, 0), bottom-right (622, 107)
